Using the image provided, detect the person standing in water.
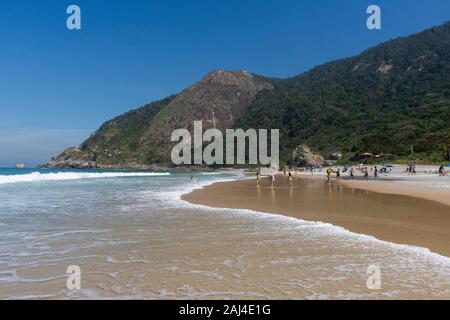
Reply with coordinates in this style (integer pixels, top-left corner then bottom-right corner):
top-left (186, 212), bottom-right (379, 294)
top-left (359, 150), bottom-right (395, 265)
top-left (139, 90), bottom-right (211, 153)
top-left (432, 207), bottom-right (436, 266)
top-left (288, 170), bottom-right (294, 186)
top-left (256, 170), bottom-right (260, 187)
top-left (374, 166), bottom-right (379, 180)
top-left (336, 168), bottom-right (341, 181)
top-left (270, 172), bottom-right (275, 188)
top-left (326, 168), bottom-right (332, 183)
top-left (349, 167), bottom-right (355, 180)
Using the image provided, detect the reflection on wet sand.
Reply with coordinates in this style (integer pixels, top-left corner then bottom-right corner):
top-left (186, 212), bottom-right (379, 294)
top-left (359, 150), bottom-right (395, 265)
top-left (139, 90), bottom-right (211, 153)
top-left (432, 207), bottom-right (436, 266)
top-left (185, 177), bottom-right (450, 257)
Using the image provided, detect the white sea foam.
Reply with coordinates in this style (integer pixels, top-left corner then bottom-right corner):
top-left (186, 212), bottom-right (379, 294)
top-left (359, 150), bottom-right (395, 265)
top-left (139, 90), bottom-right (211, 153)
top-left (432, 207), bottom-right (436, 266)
top-left (1, 171), bottom-right (449, 299)
top-left (0, 171), bottom-right (170, 185)
top-left (170, 174), bottom-right (450, 266)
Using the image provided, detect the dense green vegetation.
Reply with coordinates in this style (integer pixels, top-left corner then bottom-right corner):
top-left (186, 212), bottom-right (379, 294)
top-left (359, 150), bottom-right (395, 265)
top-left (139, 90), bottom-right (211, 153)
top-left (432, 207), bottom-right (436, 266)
top-left (47, 22), bottom-right (449, 168)
top-left (236, 22), bottom-right (450, 164)
top-left (78, 96), bottom-right (176, 165)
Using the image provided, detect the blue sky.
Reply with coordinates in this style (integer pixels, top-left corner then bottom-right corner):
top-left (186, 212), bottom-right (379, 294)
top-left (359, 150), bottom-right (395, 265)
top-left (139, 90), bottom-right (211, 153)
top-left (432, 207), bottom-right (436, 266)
top-left (0, 0), bottom-right (449, 166)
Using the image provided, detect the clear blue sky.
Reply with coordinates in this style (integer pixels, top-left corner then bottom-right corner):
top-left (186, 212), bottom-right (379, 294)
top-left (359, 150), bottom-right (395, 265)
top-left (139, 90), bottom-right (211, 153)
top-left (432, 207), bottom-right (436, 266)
top-left (0, 0), bottom-right (449, 166)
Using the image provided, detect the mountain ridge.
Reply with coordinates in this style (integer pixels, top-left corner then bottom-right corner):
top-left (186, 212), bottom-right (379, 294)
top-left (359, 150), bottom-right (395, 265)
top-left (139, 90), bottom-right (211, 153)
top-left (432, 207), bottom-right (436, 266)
top-left (43, 22), bottom-right (450, 169)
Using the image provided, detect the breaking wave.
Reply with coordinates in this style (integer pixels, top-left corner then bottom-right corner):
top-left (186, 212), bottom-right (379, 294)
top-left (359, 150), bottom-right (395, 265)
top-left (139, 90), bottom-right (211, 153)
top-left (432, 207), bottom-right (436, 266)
top-left (0, 172), bottom-right (171, 185)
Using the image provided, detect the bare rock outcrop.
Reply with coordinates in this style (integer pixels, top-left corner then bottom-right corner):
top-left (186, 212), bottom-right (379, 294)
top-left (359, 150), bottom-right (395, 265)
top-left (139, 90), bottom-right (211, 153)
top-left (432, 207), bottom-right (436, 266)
top-left (288, 145), bottom-right (324, 168)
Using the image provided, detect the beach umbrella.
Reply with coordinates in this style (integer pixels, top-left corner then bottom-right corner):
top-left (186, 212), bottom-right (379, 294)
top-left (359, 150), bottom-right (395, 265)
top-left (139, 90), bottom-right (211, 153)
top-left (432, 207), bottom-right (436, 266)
top-left (360, 152), bottom-right (374, 157)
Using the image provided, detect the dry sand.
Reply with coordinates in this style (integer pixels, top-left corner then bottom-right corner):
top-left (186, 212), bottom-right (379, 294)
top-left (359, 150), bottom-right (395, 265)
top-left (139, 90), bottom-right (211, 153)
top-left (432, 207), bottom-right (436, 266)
top-left (338, 179), bottom-right (450, 207)
top-left (183, 174), bottom-right (450, 257)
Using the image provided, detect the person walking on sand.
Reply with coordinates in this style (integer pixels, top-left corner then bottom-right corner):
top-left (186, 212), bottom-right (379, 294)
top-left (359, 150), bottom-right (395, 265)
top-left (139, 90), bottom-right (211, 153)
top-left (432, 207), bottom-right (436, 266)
top-left (364, 168), bottom-right (369, 181)
top-left (256, 170), bottom-right (260, 187)
top-left (374, 166), bottom-right (379, 180)
top-left (288, 170), bottom-right (294, 186)
top-left (350, 167), bottom-right (355, 180)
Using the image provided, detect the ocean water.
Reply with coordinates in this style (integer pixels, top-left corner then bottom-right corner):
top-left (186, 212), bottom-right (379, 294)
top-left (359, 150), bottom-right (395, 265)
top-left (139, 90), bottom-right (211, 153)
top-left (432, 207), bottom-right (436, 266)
top-left (0, 168), bottom-right (449, 299)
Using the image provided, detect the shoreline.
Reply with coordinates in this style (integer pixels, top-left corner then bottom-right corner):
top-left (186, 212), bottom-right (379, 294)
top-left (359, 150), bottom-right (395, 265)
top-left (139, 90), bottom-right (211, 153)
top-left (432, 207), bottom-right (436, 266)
top-left (183, 174), bottom-right (450, 257)
top-left (297, 173), bottom-right (450, 207)
top-left (337, 178), bottom-right (450, 207)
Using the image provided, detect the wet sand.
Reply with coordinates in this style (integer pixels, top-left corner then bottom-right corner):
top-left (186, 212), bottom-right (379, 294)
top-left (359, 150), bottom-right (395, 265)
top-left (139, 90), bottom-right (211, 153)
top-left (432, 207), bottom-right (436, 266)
top-left (183, 176), bottom-right (450, 257)
top-left (2, 172), bottom-right (450, 299)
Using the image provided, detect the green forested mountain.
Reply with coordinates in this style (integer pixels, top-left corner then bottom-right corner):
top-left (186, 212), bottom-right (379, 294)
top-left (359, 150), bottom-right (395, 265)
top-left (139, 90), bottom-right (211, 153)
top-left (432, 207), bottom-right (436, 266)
top-left (44, 22), bottom-right (450, 168)
top-left (46, 71), bottom-right (275, 168)
top-left (237, 21), bottom-right (450, 164)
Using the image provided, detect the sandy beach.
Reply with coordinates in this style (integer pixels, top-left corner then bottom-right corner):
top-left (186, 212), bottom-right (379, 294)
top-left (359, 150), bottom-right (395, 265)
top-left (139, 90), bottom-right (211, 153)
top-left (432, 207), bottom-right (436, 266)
top-left (183, 167), bottom-right (450, 257)
top-left (1, 170), bottom-right (450, 299)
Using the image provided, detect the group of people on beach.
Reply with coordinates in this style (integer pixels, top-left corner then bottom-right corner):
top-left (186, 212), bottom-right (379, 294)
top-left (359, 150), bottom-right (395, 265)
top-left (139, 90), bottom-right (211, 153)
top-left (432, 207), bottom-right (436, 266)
top-left (326, 166), bottom-right (379, 183)
top-left (257, 164), bottom-right (385, 187)
top-left (406, 165), bottom-right (417, 175)
top-left (257, 169), bottom-right (293, 188)
top-left (256, 162), bottom-right (449, 188)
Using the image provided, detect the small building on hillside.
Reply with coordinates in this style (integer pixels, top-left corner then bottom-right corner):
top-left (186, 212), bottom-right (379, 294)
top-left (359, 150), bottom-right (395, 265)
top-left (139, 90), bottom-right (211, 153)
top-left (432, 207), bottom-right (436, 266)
top-left (360, 152), bottom-right (374, 162)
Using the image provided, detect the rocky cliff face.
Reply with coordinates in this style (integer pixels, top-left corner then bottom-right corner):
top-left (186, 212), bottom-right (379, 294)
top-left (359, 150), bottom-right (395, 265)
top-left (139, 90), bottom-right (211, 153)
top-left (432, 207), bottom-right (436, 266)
top-left (288, 145), bottom-right (324, 168)
top-left (42, 70), bottom-right (274, 168)
top-left (43, 22), bottom-right (450, 168)
top-left (141, 70), bottom-right (274, 163)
